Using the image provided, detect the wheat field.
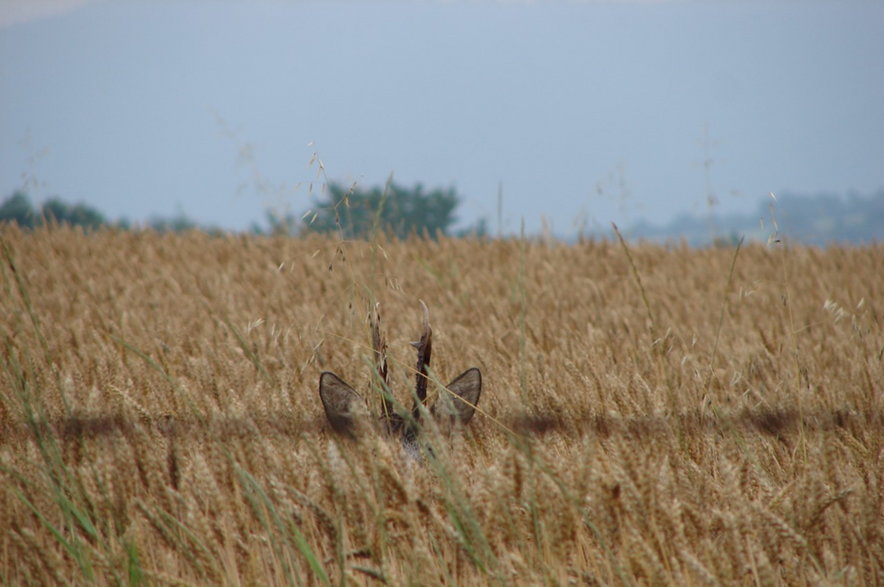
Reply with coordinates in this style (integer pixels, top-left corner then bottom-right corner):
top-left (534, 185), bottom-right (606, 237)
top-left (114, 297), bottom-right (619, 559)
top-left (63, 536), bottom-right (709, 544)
top-left (1, 225), bottom-right (882, 585)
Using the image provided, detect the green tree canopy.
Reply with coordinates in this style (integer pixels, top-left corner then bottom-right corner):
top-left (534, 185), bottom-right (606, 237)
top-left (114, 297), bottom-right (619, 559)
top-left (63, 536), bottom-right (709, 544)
top-left (0, 191), bottom-right (108, 230)
top-left (42, 197), bottom-right (107, 229)
top-left (302, 181), bottom-right (463, 239)
top-left (0, 191), bottom-right (37, 228)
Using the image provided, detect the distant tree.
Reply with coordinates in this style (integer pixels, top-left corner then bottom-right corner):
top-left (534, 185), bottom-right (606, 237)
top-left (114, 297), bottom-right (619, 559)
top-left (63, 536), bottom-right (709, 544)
top-left (1, 191), bottom-right (110, 230)
top-left (264, 209), bottom-right (298, 236)
top-left (0, 191), bottom-right (37, 228)
top-left (759, 190), bottom-right (884, 245)
top-left (628, 189), bottom-right (884, 246)
top-left (147, 213), bottom-right (199, 233)
top-left (456, 216), bottom-right (489, 238)
top-left (41, 197), bottom-right (107, 229)
top-left (302, 181), bottom-right (462, 239)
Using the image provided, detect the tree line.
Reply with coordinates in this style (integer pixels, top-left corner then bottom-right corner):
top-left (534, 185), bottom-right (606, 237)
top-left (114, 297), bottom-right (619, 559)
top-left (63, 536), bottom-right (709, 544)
top-left (2, 184), bottom-right (881, 244)
top-left (629, 189), bottom-right (884, 246)
top-left (0, 182), bottom-right (487, 239)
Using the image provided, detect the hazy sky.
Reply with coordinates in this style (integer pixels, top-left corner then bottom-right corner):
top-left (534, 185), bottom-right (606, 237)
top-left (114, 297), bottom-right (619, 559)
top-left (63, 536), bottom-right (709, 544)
top-left (1, 0), bottom-right (882, 236)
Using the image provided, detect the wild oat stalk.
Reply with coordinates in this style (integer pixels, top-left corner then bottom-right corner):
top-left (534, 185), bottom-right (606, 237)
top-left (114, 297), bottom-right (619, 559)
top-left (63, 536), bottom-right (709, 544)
top-left (704, 235), bottom-right (744, 400)
top-left (612, 222), bottom-right (654, 333)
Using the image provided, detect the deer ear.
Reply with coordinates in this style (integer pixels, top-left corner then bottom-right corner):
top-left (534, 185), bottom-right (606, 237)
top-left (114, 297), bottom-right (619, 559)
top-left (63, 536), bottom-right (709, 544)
top-left (319, 372), bottom-right (369, 435)
top-left (432, 367), bottom-right (481, 426)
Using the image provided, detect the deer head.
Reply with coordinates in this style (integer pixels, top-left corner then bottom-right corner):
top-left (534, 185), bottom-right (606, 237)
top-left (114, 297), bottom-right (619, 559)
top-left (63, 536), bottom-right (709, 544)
top-left (319, 302), bottom-right (482, 450)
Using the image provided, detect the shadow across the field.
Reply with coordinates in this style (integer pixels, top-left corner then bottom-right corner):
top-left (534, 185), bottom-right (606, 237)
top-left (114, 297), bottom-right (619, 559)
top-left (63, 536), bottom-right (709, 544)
top-left (510, 406), bottom-right (876, 440)
top-left (0, 405), bottom-right (877, 445)
top-left (0, 413), bottom-right (323, 445)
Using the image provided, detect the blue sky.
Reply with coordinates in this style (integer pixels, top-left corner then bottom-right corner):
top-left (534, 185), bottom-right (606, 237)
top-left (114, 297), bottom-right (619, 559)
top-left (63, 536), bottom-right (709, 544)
top-left (1, 0), bottom-right (882, 236)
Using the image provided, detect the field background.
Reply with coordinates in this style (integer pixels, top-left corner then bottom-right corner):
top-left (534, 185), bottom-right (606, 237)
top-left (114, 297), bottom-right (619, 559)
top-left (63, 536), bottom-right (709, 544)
top-left (1, 226), bottom-right (882, 585)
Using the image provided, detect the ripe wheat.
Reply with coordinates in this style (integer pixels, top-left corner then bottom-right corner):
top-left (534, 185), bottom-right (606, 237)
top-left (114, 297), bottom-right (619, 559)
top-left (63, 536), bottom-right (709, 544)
top-left (0, 225), bottom-right (882, 584)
